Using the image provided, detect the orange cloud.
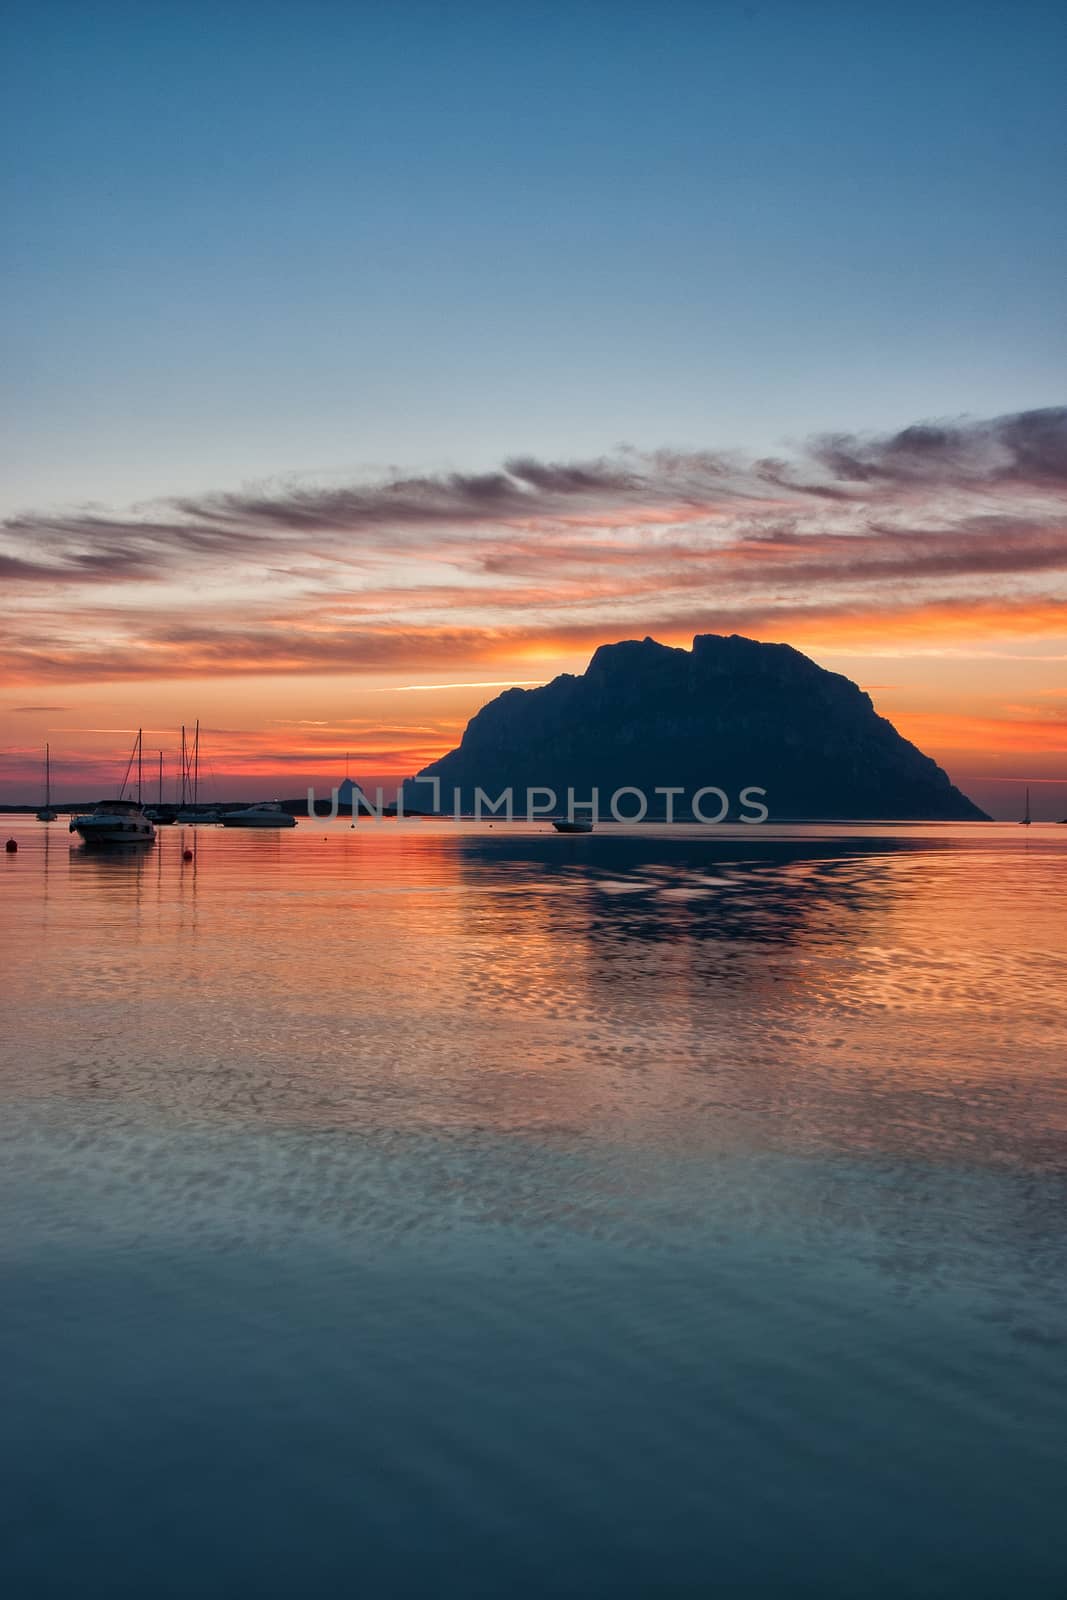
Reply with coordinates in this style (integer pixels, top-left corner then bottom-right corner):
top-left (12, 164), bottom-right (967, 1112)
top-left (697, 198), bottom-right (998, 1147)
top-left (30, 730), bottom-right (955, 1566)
top-left (3, 597), bottom-right (1067, 687)
top-left (893, 710), bottom-right (1067, 754)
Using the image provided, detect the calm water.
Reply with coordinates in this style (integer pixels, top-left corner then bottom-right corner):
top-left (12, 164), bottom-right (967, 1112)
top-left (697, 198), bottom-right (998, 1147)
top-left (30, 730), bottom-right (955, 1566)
top-left (2, 820), bottom-right (1066, 1597)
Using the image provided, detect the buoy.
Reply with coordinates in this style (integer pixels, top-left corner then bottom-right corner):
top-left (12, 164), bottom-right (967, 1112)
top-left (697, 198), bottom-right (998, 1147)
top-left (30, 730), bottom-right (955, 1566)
top-left (183, 848), bottom-right (193, 861)
top-left (4, 838), bottom-right (16, 853)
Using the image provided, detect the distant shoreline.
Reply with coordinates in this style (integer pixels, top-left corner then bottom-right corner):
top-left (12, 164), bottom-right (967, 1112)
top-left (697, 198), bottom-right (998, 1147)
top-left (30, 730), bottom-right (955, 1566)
top-left (3, 805), bottom-right (1062, 825)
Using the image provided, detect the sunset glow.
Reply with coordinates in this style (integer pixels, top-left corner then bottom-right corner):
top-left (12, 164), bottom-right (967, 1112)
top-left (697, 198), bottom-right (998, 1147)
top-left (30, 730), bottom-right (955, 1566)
top-left (3, 414), bottom-right (1066, 816)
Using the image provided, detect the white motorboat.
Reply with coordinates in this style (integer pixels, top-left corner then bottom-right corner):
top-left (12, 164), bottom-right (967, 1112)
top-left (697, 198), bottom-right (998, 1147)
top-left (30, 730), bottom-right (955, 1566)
top-left (552, 818), bottom-right (594, 834)
top-left (220, 802), bottom-right (297, 829)
top-left (70, 799), bottom-right (156, 845)
top-left (69, 729), bottom-right (156, 844)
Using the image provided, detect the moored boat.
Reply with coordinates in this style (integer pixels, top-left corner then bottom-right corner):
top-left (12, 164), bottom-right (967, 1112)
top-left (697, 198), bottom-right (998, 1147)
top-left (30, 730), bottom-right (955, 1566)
top-left (552, 818), bottom-right (594, 834)
top-left (69, 799), bottom-right (156, 845)
top-left (220, 802), bottom-right (297, 829)
top-left (36, 743), bottom-right (57, 822)
top-left (146, 751), bottom-right (177, 821)
top-left (69, 729), bottom-right (156, 844)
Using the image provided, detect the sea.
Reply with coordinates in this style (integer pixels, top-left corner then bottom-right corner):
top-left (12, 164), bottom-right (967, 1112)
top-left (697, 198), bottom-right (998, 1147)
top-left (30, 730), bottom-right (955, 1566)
top-left (2, 818), bottom-right (1065, 1597)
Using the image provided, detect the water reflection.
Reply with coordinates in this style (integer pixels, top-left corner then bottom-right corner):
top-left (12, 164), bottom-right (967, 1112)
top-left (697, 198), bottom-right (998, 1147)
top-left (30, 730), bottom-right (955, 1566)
top-left (453, 831), bottom-right (908, 945)
top-left (5, 822), bottom-right (1065, 1174)
top-left (3, 822), bottom-right (1067, 1600)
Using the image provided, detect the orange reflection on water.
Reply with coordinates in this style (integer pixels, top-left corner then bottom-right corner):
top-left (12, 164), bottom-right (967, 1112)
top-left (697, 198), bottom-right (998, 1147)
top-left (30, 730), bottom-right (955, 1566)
top-left (3, 821), bottom-right (1066, 1171)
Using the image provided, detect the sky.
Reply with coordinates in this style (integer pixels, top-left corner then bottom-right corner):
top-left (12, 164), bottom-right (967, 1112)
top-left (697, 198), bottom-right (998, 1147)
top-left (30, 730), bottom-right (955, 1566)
top-left (2, 0), bottom-right (1065, 818)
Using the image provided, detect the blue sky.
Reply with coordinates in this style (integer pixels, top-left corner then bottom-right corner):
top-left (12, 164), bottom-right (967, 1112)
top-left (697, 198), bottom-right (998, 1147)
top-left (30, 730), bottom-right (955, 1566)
top-left (3, 0), bottom-right (1065, 514)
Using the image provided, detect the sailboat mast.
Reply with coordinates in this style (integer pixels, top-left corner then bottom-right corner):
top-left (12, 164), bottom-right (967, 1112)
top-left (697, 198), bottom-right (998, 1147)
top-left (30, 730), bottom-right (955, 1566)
top-left (137, 729), bottom-right (143, 805)
top-left (118, 733), bottom-right (136, 800)
top-left (45, 743), bottom-right (51, 808)
top-left (158, 751), bottom-right (164, 805)
top-left (193, 720), bottom-right (200, 808)
top-left (180, 725), bottom-right (187, 807)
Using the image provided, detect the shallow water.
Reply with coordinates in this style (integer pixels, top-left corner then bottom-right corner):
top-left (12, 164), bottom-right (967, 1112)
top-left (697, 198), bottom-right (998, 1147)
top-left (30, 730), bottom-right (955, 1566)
top-left (2, 820), bottom-right (1066, 1596)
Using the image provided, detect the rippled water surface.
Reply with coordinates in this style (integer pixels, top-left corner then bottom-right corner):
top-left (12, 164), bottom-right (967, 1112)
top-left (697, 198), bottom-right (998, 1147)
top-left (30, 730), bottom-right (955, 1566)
top-left (3, 820), bottom-right (1066, 1596)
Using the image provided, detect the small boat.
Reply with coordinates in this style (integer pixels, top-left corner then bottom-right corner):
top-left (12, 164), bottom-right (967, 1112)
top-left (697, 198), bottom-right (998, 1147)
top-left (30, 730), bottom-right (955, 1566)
top-left (552, 818), bottom-right (594, 834)
top-left (1021, 786), bottom-right (1032, 826)
top-left (36, 743), bottom-right (57, 822)
top-left (177, 807), bottom-right (221, 824)
top-left (69, 799), bottom-right (156, 845)
top-left (220, 802), bottom-right (297, 829)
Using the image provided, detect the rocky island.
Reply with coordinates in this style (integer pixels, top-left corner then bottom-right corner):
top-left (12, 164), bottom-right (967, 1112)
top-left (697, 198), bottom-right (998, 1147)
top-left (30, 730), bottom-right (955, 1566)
top-left (403, 634), bottom-right (989, 821)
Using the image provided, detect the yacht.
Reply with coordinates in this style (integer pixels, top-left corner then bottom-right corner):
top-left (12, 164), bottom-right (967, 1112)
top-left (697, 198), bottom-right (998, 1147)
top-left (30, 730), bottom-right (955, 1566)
top-left (36, 743), bottom-right (57, 822)
top-left (69, 799), bottom-right (156, 845)
top-left (552, 818), bottom-right (594, 834)
top-left (69, 729), bottom-right (156, 844)
top-left (220, 802), bottom-right (297, 829)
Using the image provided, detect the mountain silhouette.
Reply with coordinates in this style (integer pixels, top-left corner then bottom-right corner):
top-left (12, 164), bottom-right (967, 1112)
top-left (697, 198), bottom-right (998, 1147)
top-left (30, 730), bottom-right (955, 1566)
top-left (403, 634), bottom-right (989, 820)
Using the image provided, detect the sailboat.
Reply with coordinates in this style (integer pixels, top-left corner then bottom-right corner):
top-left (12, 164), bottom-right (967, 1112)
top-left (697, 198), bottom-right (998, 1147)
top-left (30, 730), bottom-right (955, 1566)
top-left (36, 743), bottom-right (57, 821)
top-left (177, 720), bottom-right (220, 822)
top-left (1021, 786), bottom-right (1032, 826)
top-left (69, 729), bottom-right (155, 845)
top-left (145, 750), bottom-right (178, 823)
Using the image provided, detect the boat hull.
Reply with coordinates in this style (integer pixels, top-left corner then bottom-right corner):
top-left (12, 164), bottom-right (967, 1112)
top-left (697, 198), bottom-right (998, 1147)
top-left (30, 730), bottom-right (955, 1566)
top-left (552, 820), bottom-right (594, 834)
top-left (72, 823), bottom-right (155, 844)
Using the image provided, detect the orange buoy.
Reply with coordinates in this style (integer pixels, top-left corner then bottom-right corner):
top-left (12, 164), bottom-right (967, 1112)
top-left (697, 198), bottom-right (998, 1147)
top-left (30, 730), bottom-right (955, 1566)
top-left (4, 838), bottom-right (17, 853)
top-left (183, 847), bottom-right (193, 861)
